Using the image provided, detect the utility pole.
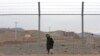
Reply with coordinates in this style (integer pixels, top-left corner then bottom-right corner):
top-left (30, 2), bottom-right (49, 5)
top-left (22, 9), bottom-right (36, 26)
top-left (49, 26), bottom-right (51, 32)
top-left (15, 22), bottom-right (17, 41)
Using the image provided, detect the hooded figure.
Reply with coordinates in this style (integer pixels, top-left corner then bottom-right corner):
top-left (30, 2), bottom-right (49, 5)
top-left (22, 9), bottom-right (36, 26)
top-left (46, 34), bottom-right (54, 54)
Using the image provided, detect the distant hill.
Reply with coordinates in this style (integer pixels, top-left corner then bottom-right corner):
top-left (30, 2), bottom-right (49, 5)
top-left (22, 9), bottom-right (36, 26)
top-left (12, 28), bottom-right (24, 31)
top-left (0, 29), bottom-right (81, 42)
top-left (49, 30), bottom-right (80, 39)
top-left (93, 34), bottom-right (100, 38)
top-left (78, 32), bottom-right (100, 38)
top-left (0, 28), bottom-right (24, 31)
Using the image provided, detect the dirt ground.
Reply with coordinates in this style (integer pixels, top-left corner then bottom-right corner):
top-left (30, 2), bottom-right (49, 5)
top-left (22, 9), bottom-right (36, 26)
top-left (0, 54), bottom-right (100, 56)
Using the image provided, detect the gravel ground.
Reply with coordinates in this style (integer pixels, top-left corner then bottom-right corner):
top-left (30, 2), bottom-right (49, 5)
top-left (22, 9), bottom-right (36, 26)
top-left (0, 42), bottom-right (99, 55)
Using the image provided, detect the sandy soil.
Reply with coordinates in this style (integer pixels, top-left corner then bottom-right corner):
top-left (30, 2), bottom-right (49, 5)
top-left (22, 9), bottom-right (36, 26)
top-left (0, 54), bottom-right (100, 56)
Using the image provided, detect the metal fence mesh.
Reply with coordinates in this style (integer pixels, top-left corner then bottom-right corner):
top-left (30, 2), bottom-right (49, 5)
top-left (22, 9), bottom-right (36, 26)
top-left (0, 2), bottom-right (100, 55)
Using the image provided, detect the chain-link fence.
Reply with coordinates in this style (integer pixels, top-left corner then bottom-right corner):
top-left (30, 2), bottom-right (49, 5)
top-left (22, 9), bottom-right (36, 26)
top-left (0, 2), bottom-right (100, 55)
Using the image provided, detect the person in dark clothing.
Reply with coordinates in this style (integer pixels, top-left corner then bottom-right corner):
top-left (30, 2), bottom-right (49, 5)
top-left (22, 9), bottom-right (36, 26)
top-left (46, 34), bottom-right (54, 54)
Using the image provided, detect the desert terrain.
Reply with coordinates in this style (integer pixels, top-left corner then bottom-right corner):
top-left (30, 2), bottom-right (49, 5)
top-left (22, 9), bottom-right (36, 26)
top-left (0, 54), bottom-right (100, 56)
top-left (0, 28), bottom-right (100, 56)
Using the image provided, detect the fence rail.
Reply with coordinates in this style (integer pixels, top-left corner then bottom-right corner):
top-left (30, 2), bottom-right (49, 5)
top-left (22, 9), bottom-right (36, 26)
top-left (0, 2), bottom-right (100, 54)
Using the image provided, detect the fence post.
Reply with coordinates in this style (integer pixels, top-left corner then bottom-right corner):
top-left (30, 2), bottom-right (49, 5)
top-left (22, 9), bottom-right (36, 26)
top-left (38, 2), bottom-right (41, 41)
top-left (82, 1), bottom-right (84, 43)
top-left (81, 1), bottom-right (85, 54)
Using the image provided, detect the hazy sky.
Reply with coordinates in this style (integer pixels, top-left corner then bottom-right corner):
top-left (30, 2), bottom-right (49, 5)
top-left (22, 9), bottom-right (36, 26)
top-left (0, 0), bottom-right (100, 33)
